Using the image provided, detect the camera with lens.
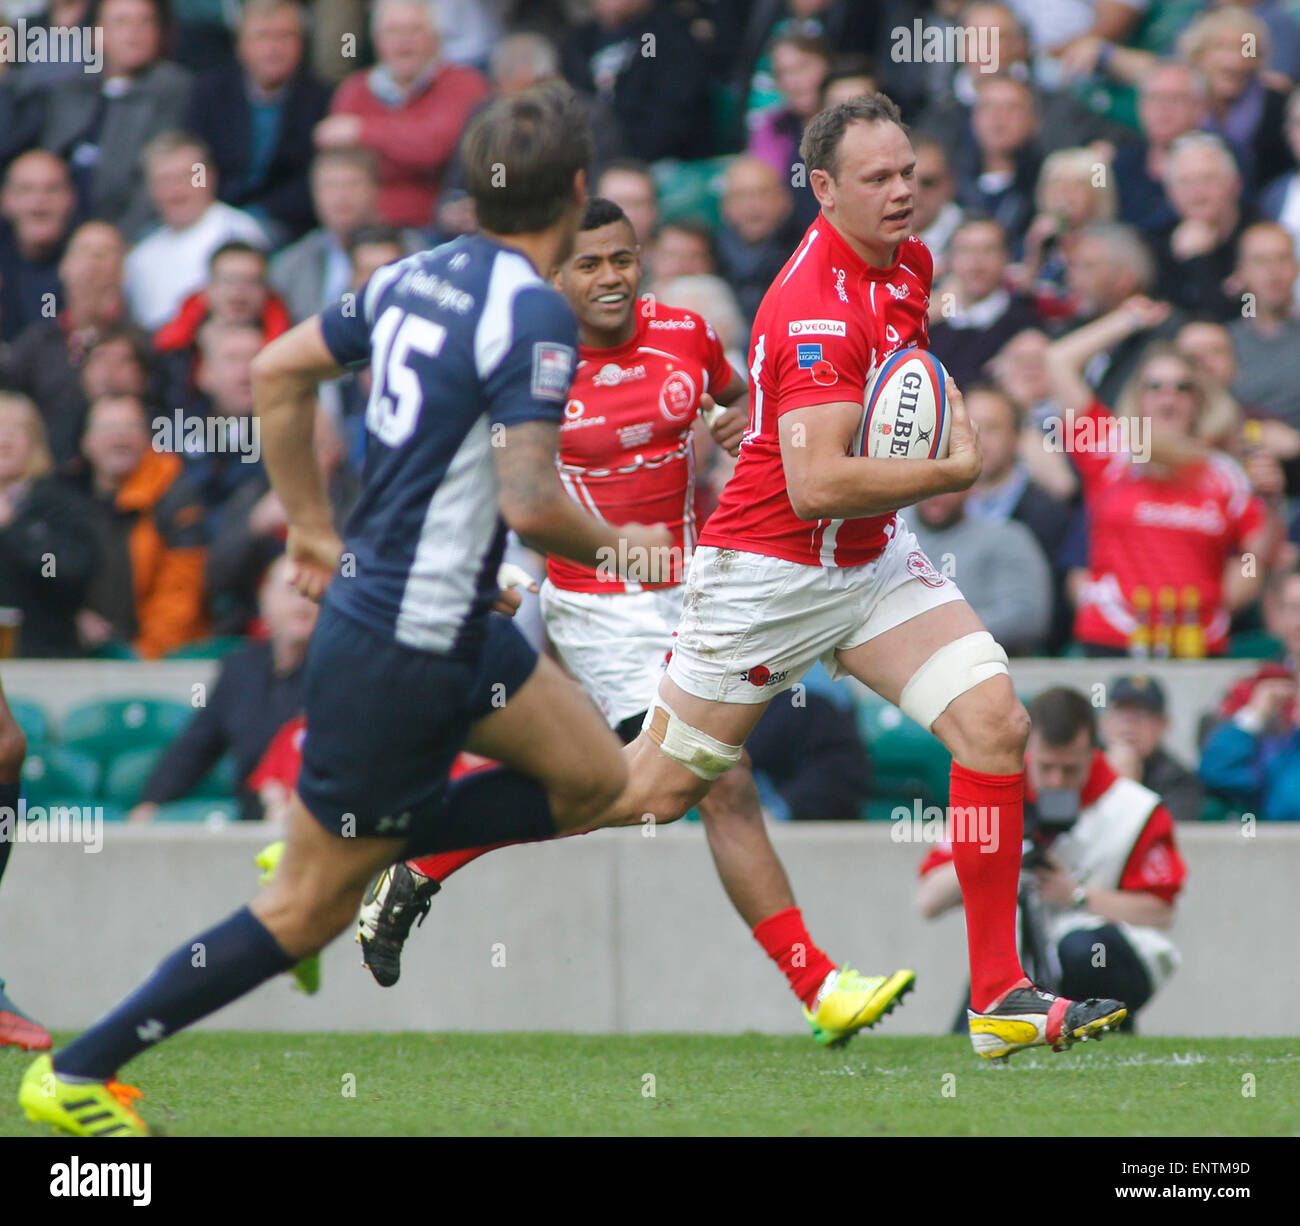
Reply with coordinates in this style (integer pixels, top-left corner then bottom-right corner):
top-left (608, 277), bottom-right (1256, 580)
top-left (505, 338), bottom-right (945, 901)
top-left (1021, 788), bottom-right (1081, 870)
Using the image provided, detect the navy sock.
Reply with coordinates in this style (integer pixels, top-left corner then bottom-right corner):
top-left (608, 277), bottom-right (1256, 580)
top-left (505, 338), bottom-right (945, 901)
top-left (0, 781), bottom-right (16, 891)
top-left (424, 768), bottom-right (558, 854)
top-left (54, 907), bottom-right (294, 1081)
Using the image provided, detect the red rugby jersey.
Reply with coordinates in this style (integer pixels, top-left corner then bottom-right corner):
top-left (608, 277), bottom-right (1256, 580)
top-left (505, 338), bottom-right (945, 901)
top-left (547, 300), bottom-right (735, 594)
top-left (700, 218), bottom-right (933, 567)
top-left (1071, 400), bottom-right (1268, 654)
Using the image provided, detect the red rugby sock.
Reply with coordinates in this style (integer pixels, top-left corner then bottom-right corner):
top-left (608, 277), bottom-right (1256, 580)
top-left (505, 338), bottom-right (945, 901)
top-left (408, 845), bottom-right (505, 883)
top-left (752, 906), bottom-right (836, 1008)
top-left (949, 761), bottom-right (1028, 1012)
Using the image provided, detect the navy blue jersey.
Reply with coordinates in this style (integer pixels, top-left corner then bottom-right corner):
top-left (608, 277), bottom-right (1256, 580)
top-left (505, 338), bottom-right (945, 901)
top-left (318, 235), bottom-right (577, 654)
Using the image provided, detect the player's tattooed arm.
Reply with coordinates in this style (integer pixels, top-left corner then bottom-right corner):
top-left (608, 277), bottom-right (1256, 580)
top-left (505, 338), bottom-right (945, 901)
top-left (493, 420), bottom-right (672, 573)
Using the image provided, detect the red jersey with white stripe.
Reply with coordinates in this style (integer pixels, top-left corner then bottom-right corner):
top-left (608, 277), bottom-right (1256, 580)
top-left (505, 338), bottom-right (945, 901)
top-left (700, 217), bottom-right (933, 567)
top-left (547, 300), bottom-right (735, 594)
top-left (1071, 400), bottom-right (1268, 653)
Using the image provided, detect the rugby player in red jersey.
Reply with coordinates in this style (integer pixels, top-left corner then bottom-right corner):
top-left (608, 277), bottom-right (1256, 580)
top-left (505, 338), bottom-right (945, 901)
top-left (359, 198), bottom-right (915, 1045)
top-left (606, 94), bottom-right (1125, 1059)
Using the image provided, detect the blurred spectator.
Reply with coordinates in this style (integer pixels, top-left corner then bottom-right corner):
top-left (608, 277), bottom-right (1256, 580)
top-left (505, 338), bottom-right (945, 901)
top-left (1065, 221), bottom-right (1173, 405)
top-left (269, 149), bottom-right (423, 323)
top-left (0, 392), bottom-right (97, 657)
top-left (39, 0), bottom-right (193, 241)
top-left (206, 402), bottom-right (358, 635)
top-left (1227, 222), bottom-right (1300, 425)
top-left (1047, 296), bottom-right (1280, 657)
top-left (181, 322), bottom-right (265, 525)
top-left (716, 155), bottom-right (802, 326)
top-left (1178, 5), bottom-right (1294, 195)
top-left (1101, 674), bottom-right (1204, 824)
top-left (910, 133), bottom-right (963, 276)
top-left (320, 0), bottom-right (490, 228)
top-left (68, 393), bottom-right (207, 658)
top-left (80, 324), bottom-right (155, 402)
top-left (154, 240), bottom-right (291, 412)
top-left (1176, 318), bottom-right (1241, 392)
top-left (907, 487), bottom-right (1054, 654)
top-left (1016, 147), bottom-right (1117, 317)
top-left (0, 152), bottom-right (77, 344)
top-left (746, 687), bottom-right (871, 822)
top-left (1260, 87), bottom-right (1300, 311)
top-left (185, 0), bottom-right (331, 246)
top-left (820, 53), bottom-right (877, 111)
top-left (951, 75), bottom-right (1043, 249)
top-left (747, 28), bottom-right (831, 228)
top-left (646, 220), bottom-right (716, 286)
top-left (16, 0), bottom-right (97, 91)
top-left (562, 0), bottom-right (710, 163)
top-left (1113, 62), bottom-right (1208, 239)
top-left (436, 32), bottom-right (625, 241)
top-left (929, 217), bottom-right (1039, 390)
top-left (0, 220), bottom-right (127, 466)
top-left (596, 159), bottom-right (658, 247)
top-left (124, 131), bottom-right (268, 331)
top-left (1200, 595), bottom-right (1300, 814)
top-left (964, 381), bottom-right (1074, 574)
top-left (129, 552), bottom-right (317, 823)
top-left (731, 0), bottom-right (876, 139)
top-left (0, 55), bottom-right (46, 177)
top-left (1154, 133), bottom-right (1250, 320)
top-left (987, 326), bottom-right (1081, 500)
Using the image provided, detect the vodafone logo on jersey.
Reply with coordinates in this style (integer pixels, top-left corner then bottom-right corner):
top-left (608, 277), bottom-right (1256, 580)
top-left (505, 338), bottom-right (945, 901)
top-left (660, 369), bottom-right (697, 422)
top-left (561, 399), bottom-right (606, 431)
top-left (789, 318), bottom-right (847, 337)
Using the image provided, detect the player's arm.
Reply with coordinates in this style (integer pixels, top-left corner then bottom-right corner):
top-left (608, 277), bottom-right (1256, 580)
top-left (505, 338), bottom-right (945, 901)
top-left (492, 421), bottom-right (669, 569)
top-left (251, 316), bottom-right (346, 598)
top-left (1076, 885), bottom-right (1175, 929)
top-left (701, 369), bottom-right (748, 456)
top-left (917, 859), bottom-right (963, 919)
top-left (780, 380), bottom-right (980, 520)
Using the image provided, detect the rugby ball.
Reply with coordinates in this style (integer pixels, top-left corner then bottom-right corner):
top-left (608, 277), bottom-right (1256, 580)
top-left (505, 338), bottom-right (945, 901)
top-left (857, 348), bottom-right (950, 460)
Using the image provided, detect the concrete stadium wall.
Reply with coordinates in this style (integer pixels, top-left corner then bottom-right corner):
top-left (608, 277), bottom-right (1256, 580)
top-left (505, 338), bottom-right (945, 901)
top-left (2, 823), bottom-right (1295, 1038)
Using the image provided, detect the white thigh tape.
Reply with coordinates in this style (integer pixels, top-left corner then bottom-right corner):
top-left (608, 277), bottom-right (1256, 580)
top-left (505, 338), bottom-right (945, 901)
top-left (897, 631), bottom-right (1009, 730)
top-left (643, 700), bottom-right (743, 781)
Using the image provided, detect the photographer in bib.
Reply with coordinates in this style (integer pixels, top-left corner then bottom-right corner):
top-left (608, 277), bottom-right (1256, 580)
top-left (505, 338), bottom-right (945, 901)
top-left (919, 686), bottom-right (1187, 1032)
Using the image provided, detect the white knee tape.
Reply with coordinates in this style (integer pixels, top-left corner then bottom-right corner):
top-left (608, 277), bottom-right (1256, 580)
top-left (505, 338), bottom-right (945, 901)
top-left (897, 631), bottom-right (1009, 731)
top-left (642, 700), bottom-right (743, 781)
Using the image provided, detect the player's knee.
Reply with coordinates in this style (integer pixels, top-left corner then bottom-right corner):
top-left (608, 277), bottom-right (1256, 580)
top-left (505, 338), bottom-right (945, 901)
top-left (0, 721), bottom-right (27, 782)
top-left (550, 768), bottom-right (625, 831)
top-left (942, 684), bottom-right (1029, 768)
top-left (257, 878), bottom-right (358, 952)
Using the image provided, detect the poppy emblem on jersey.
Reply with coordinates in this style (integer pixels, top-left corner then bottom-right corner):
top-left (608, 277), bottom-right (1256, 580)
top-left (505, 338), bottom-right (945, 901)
top-left (531, 343), bottom-right (575, 401)
top-left (905, 550), bottom-right (946, 589)
top-left (659, 369), bottom-right (697, 422)
top-left (811, 359), bottom-right (838, 386)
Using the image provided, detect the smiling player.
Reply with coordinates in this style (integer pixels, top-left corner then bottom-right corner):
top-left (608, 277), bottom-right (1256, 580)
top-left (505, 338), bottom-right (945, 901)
top-left (359, 198), bottom-right (916, 1045)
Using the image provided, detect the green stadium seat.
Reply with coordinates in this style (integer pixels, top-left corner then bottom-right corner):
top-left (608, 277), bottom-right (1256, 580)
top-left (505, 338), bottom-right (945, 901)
top-left (19, 747), bottom-right (100, 806)
top-left (1225, 631), bottom-right (1283, 660)
top-left (102, 746), bottom-right (237, 807)
top-left (61, 697), bottom-right (191, 768)
top-left (90, 642), bottom-right (140, 660)
top-left (7, 698), bottom-right (50, 748)
top-left (651, 157), bottom-right (731, 229)
top-left (163, 636), bottom-right (246, 661)
top-left (154, 798), bottom-right (239, 823)
top-left (856, 698), bottom-right (952, 808)
top-left (1198, 794), bottom-right (1244, 822)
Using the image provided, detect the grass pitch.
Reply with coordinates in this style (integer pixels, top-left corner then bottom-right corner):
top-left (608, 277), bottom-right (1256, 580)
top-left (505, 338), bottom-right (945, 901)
top-left (4, 1033), bottom-right (1297, 1136)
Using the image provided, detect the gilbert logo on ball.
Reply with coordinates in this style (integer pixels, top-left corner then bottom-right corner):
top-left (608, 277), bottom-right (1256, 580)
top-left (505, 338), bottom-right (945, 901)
top-left (858, 347), bottom-right (950, 460)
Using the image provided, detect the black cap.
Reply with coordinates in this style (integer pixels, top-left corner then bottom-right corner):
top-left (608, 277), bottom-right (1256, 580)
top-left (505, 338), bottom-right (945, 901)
top-left (1109, 674), bottom-right (1166, 714)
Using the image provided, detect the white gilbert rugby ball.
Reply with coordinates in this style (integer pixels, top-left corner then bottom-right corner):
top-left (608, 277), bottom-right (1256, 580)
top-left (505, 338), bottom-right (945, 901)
top-left (857, 347), bottom-right (951, 460)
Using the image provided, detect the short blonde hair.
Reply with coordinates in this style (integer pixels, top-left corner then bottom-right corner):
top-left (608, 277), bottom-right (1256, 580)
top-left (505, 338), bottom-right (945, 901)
top-left (1035, 147), bottom-right (1116, 224)
top-left (0, 392), bottom-right (53, 482)
top-left (1177, 6), bottom-right (1270, 72)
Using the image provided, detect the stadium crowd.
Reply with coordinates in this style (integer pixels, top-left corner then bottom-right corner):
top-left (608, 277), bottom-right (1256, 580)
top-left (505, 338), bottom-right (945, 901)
top-left (2, 0), bottom-right (1300, 828)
